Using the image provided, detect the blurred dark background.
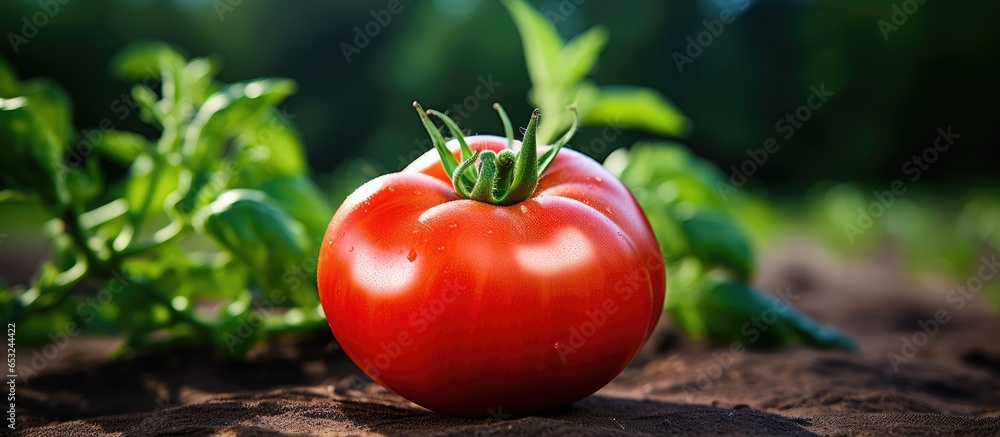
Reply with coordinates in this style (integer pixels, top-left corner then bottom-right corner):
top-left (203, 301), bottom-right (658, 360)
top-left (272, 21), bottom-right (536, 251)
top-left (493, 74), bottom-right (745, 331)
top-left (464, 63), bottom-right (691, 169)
top-left (2, 0), bottom-right (998, 196)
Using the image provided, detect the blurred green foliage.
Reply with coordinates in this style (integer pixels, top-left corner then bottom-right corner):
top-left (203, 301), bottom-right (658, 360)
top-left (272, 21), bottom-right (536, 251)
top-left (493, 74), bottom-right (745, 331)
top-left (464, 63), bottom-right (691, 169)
top-left (502, 0), bottom-right (690, 143)
top-left (1, 0), bottom-right (998, 359)
top-left (1, 0), bottom-right (997, 189)
top-left (1, 44), bottom-right (331, 356)
top-left (807, 184), bottom-right (1000, 307)
top-left (500, 0), bottom-right (857, 349)
top-left (606, 144), bottom-right (855, 349)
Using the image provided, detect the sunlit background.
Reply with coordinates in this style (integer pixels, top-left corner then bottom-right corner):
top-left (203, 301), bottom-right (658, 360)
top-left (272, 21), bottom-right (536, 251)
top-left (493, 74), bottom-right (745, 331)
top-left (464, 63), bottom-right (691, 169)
top-left (3, 0), bottom-right (998, 187)
top-left (2, 0), bottom-right (999, 344)
top-left (4, 2), bottom-right (1000, 432)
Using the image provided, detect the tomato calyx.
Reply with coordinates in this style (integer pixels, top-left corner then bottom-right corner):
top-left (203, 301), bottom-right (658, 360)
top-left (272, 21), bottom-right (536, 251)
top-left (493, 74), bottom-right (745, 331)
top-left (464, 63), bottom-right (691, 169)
top-left (412, 101), bottom-right (579, 206)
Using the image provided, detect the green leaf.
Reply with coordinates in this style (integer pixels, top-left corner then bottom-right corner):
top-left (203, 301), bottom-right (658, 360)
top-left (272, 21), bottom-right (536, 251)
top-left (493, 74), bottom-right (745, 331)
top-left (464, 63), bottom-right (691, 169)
top-left (213, 293), bottom-right (264, 356)
top-left (124, 154), bottom-right (181, 224)
top-left (606, 142), bottom-right (844, 350)
top-left (502, 0), bottom-right (564, 89)
top-left (182, 78), bottom-right (298, 170)
top-left (18, 78), bottom-right (75, 146)
top-left (193, 189), bottom-right (313, 305)
top-left (259, 175), bottom-right (333, 241)
top-left (193, 189), bottom-right (310, 263)
top-left (0, 78), bottom-right (74, 207)
top-left (610, 142), bottom-right (727, 206)
top-left (556, 25), bottom-right (609, 85)
top-left (131, 85), bottom-right (159, 126)
top-left (583, 86), bottom-right (691, 137)
top-left (957, 195), bottom-right (1000, 242)
top-left (0, 57), bottom-right (19, 96)
top-left (111, 41), bottom-right (181, 81)
top-left (172, 169), bottom-right (217, 217)
top-left (65, 157), bottom-right (104, 207)
top-left (156, 49), bottom-right (192, 122)
top-left (124, 246), bottom-right (247, 303)
top-left (667, 271), bottom-right (856, 351)
top-left (607, 143), bottom-right (742, 266)
top-left (183, 55), bottom-right (223, 106)
top-left (182, 254), bottom-right (248, 301)
top-left (231, 112), bottom-right (307, 185)
top-left (88, 130), bottom-right (152, 164)
top-left (2, 42), bottom-right (334, 357)
top-left (675, 208), bottom-right (755, 281)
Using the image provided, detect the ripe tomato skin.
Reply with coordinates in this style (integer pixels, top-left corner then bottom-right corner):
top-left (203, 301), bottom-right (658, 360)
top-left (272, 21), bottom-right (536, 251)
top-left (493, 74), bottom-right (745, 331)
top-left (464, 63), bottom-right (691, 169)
top-left (318, 135), bottom-right (664, 416)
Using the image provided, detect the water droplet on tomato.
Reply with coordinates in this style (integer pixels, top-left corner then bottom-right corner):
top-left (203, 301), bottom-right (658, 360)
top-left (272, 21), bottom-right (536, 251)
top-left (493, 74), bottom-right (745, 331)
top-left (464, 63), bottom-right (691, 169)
top-left (407, 248), bottom-right (417, 262)
top-left (437, 246), bottom-right (444, 251)
top-left (415, 190), bottom-right (422, 195)
top-left (349, 246), bottom-right (354, 252)
top-left (449, 223), bottom-right (457, 229)
top-left (486, 230), bottom-right (493, 235)
top-left (553, 342), bottom-right (559, 349)
top-left (595, 176), bottom-right (603, 183)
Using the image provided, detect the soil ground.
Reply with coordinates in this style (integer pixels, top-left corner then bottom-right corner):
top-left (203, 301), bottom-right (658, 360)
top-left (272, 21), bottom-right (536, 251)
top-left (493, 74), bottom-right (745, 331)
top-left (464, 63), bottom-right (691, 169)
top-left (17, 240), bottom-right (1000, 436)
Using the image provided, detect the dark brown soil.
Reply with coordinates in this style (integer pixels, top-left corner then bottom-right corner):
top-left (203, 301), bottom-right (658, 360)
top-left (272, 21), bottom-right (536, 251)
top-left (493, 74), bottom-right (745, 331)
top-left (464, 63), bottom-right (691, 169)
top-left (16, 240), bottom-right (1000, 436)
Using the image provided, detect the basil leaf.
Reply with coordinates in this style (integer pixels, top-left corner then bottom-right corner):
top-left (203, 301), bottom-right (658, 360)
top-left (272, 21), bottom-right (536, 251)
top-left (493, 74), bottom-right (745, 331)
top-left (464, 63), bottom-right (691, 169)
top-left (193, 189), bottom-right (314, 306)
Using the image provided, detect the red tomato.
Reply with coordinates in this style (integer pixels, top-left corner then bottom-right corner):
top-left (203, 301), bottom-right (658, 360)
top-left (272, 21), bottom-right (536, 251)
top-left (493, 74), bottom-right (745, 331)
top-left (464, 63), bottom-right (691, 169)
top-left (319, 120), bottom-right (664, 416)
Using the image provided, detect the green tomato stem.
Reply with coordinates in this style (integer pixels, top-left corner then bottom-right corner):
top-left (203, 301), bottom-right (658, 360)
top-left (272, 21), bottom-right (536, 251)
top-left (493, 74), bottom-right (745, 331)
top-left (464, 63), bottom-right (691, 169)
top-left (452, 150), bottom-right (481, 198)
top-left (414, 104), bottom-right (576, 206)
top-left (493, 103), bottom-right (515, 150)
top-left (494, 149), bottom-right (517, 199)
top-left (426, 109), bottom-right (476, 185)
top-left (492, 108), bottom-right (540, 205)
top-left (469, 150), bottom-right (499, 203)
top-left (539, 105), bottom-right (579, 174)
top-left (413, 101), bottom-right (459, 177)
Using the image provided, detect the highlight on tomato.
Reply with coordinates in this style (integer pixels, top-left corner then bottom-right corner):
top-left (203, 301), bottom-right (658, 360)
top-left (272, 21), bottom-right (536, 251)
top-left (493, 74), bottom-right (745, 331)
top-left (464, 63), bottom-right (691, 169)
top-left (317, 102), bottom-right (665, 416)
